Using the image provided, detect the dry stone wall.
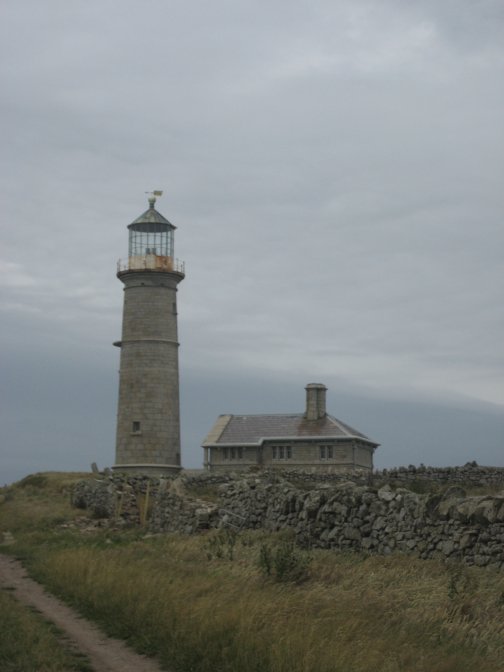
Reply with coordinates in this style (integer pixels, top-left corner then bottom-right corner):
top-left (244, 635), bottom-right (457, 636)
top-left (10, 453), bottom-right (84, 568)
top-left (72, 474), bottom-right (218, 533)
top-left (375, 464), bottom-right (504, 488)
top-left (72, 467), bottom-right (504, 569)
top-left (216, 476), bottom-right (504, 568)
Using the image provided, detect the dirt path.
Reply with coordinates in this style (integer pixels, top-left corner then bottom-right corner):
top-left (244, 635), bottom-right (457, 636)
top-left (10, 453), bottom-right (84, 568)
top-left (0, 554), bottom-right (167, 672)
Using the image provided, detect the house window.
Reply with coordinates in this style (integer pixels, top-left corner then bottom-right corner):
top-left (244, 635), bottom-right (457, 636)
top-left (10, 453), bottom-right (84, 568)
top-left (319, 445), bottom-right (334, 460)
top-left (272, 445), bottom-right (292, 460)
top-left (132, 421), bottom-right (141, 433)
top-left (223, 447), bottom-right (243, 460)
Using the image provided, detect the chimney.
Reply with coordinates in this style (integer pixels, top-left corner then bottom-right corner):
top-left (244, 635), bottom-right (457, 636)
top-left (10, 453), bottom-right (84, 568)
top-left (304, 383), bottom-right (327, 420)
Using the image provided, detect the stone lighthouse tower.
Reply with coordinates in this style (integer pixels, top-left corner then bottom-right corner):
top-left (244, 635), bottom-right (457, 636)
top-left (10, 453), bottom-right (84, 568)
top-left (112, 192), bottom-right (184, 475)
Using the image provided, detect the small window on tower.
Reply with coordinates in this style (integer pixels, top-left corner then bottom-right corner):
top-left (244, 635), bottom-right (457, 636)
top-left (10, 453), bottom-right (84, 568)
top-left (132, 421), bottom-right (141, 433)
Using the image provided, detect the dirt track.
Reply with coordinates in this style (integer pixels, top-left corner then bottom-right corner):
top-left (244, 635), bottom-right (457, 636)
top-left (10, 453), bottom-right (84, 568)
top-left (0, 554), bottom-right (166, 672)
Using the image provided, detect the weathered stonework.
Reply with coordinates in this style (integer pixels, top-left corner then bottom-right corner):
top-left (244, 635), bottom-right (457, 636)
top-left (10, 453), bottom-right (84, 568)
top-left (207, 441), bottom-right (373, 472)
top-left (73, 465), bottom-right (504, 569)
top-left (115, 272), bottom-right (183, 471)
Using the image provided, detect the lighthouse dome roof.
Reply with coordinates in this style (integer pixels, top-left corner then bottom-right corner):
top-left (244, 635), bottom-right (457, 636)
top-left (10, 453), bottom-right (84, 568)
top-left (128, 203), bottom-right (176, 232)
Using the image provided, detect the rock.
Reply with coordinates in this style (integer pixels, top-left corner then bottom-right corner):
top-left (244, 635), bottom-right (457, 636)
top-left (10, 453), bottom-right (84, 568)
top-left (442, 486), bottom-right (467, 500)
top-left (456, 498), bottom-right (500, 525)
top-left (377, 485), bottom-right (395, 502)
top-left (474, 555), bottom-right (490, 567)
top-left (494, 500), bottom-right (504, 522)
top-left (343, 526), bottom-right (362, 542)
top-left (437, 500), bottom-right (457, 519)
top-left (459, 532), bottom-right (477, 550)
top-left (440, 540), bottom-right (455, 556)
top-left (372, 516), bottom-right (386, 531)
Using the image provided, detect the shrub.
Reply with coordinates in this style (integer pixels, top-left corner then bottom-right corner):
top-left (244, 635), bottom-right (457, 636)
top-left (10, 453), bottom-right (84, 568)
top-left (258, 539), bottom-right (311, 583)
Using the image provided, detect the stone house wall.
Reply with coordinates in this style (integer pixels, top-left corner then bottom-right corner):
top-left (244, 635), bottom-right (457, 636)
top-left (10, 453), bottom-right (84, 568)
top-left (208, 440), bottom-right (374, 472)
top-left (207, 446), bottom-right (257, 470)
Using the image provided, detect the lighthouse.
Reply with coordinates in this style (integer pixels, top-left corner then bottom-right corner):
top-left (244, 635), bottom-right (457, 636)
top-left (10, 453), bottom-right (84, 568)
top-left (112, 192), bottom-right (185, 475)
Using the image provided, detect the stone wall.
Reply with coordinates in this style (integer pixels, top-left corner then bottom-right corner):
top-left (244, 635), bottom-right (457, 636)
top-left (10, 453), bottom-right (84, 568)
top-left (72, 474), bottom-right (218, 533)
top-left (185, 464), bottom-right (504, 488)
top-left (72, 466), bottom-right (504, 569)
top-left (216, 476), bottom-right (504, 568)
top-left (375, 464), bottom-right (504, 488)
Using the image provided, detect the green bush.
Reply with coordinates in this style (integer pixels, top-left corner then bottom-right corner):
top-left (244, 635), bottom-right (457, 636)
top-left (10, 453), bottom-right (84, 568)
top-left (258, 540), bottom-right (311, 583)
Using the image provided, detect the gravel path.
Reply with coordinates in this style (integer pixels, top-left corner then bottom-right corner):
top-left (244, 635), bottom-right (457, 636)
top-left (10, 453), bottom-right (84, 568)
top-left (0, 554), bottom-right (167, 672)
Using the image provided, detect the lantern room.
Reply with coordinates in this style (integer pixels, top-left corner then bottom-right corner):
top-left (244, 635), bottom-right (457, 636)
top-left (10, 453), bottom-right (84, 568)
top-left (118, 194), bottom-right (185, 275)
top-left (129, 219), bottom-right (174, 257)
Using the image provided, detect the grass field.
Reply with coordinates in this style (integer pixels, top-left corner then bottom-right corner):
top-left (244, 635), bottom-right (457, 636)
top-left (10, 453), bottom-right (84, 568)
top-left (2, 472), bottom-right (504, 672)
top-left (0, 586), bottom-right (92, 671)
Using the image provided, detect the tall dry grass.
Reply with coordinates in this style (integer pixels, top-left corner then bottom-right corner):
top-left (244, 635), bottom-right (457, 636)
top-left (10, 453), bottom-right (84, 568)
top-left (3, 473), bottom-right (504, 672)
top-left (25, 533), bottom-right (504, 672)
top-left (0, 472), bottom-right (93, 533)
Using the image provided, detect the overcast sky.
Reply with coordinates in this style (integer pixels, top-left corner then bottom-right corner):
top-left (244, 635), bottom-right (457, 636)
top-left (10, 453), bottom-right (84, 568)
top-left (1, 0), bottom-right (503, 485)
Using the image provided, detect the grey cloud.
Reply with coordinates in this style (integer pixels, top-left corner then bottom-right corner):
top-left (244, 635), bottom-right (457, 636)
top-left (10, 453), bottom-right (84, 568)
top-left (0, 0), bottom-right (502, 483)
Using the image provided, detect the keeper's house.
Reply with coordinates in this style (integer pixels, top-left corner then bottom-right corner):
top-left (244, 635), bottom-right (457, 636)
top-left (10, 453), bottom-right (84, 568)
top-left (202, 383), bottom-right (379, 472)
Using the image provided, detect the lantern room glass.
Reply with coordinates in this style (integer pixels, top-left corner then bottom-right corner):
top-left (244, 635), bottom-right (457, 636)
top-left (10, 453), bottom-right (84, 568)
top-left (128, 222), bottom-right (174, 258)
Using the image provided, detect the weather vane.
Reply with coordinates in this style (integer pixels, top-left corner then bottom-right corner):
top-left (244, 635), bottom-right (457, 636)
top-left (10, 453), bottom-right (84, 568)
top-left (145, 190), bottom-right (163, 204)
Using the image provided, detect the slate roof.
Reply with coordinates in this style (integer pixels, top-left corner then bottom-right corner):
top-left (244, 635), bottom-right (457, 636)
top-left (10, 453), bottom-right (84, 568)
top-left (202, 413), bottom-right (378, 447)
